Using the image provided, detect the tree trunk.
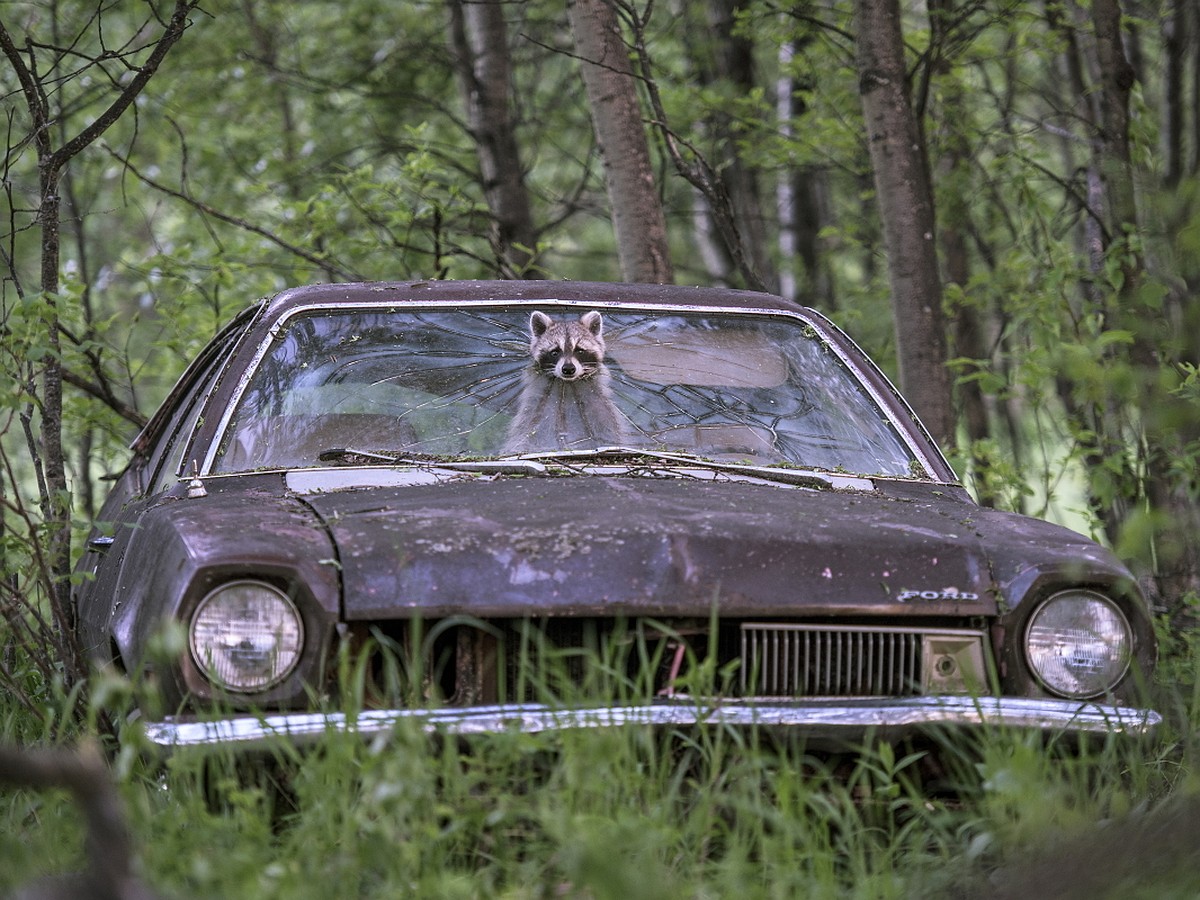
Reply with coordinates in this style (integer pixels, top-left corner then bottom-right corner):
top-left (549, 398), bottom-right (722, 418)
top-left (928, 0), bottom-right (992, 500)
top-left (776, 38), bottom-right (799, 302)
top-left (447, 0), bottom-right (541, 277)
top-left (854, 0), bottom-right (954, 448)
top-left (568, 0), bottom-right (673, 284)
top-left (1191, 1), bottom-right (1200, 176)
top-left (691, 0), bottom-right (776, 291)
top-left (38, 166), bottom-right (73, 656)
top-left (777, 36), bottom-right (835, 309)
top-left (1161, 0), bottom-right (1187, 187)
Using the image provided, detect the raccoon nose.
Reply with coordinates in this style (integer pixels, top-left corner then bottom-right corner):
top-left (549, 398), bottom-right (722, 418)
top-left (560, 361), bottom-right (577, 378)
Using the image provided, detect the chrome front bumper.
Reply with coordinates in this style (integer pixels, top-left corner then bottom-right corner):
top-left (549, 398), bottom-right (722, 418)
top-left (141, 696), bottom-right (1161, 752)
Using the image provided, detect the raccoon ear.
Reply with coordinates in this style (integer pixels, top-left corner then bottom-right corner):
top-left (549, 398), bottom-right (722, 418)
top-left (580, 310), bottom-right (603, 337)
top-left (530, 311), bottom-right (553, 337)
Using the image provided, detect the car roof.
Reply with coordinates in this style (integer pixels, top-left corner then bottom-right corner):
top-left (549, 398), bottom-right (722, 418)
top-left (261, 280), bottom-right (812, 318)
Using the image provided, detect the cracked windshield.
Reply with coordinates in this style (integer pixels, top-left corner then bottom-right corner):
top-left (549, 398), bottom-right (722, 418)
top-left (213, 306), bottom-right (917, 477)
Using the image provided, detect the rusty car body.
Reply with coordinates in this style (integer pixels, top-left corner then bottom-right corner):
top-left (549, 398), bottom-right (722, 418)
top-left (73, 281), bottom-right (1160, 750)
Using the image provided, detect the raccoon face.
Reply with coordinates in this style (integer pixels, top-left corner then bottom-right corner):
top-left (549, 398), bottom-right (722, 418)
top-left (528, 310), bottom-right (606, 382)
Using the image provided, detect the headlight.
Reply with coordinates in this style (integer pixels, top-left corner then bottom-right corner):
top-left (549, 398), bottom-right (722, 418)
top-left (189, 580), bottom-right (304, 692)
top-left (1025, 590), bottom-right (1131, 699)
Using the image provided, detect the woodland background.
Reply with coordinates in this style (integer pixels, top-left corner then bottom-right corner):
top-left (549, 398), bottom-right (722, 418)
top-left (5, 3), bottom-right (1200, 896)
top-left (2, 0), bottom-right (1199, 710)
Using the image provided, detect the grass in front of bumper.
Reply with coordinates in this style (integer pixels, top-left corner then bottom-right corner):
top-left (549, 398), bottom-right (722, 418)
top-left (1, 627), bottom-right (1196, 898)
top-left (20, 713), bottom-right (1182, 899)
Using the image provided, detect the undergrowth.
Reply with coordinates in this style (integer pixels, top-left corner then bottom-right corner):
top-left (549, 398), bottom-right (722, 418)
top-left (1, 628), bottom-right (1199, 899)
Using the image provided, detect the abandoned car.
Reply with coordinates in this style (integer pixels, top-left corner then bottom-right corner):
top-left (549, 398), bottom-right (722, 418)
top-left (73, 280), bottom-right (1161, 749)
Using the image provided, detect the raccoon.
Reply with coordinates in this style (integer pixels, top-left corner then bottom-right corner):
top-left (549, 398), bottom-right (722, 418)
top-left (502, 310), bottom-right (630, 453)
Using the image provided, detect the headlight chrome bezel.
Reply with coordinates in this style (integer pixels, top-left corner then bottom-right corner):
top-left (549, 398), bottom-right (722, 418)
top-left (1024, 589), bottom-right (1133, 700)
top-left (188, 579), bottom-right (305, 693)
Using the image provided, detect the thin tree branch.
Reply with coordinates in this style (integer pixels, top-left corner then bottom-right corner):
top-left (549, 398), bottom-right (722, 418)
top-left (49, 2), bottom-right (201, 173)
top-left (107, 147), bottom-right (363, 281)
top-left (60, 367), bottom-right (147, 428)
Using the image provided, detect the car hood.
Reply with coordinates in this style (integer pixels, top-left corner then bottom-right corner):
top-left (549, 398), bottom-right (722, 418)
top-left (290, 473), bottom-right (1084, 620)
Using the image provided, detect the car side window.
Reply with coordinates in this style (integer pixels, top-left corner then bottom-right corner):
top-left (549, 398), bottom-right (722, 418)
top-left (145, 317), bottom-right (255, 493)
top-left (145, 376), bottom-right (213, 494)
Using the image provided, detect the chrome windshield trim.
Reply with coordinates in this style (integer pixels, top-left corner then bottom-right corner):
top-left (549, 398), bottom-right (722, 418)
top-left (142, 696), bottom-right (1161, 751)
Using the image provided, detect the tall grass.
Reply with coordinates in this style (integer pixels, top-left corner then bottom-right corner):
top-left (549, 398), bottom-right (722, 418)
top-left (2, 627), bottom-right (1199, 898)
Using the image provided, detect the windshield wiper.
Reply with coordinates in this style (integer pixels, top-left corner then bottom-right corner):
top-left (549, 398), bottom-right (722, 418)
top-left (317, 448), bottom-right (547, 475)
top-left (316, 446), bottom-right (871, 490)
top-left (507, 447), bottom-right (873, 491)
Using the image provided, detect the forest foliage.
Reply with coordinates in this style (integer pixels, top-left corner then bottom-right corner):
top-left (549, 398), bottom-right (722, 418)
top-left (3, 2), bottom-right (1200, 896)
top-left (1, 0), bottom-right (1199, 719)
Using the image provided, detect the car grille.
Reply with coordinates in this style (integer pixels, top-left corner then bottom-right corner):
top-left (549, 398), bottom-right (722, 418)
top-left (740, 624), bottom-right (922, 697)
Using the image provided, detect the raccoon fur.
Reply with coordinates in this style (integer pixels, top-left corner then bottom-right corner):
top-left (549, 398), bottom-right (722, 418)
top-left (503, 310), bottom-right (629, 453)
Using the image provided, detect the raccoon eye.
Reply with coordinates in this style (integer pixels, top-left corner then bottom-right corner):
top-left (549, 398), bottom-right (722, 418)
top-left (575, 350), bottom-right (598, 365)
